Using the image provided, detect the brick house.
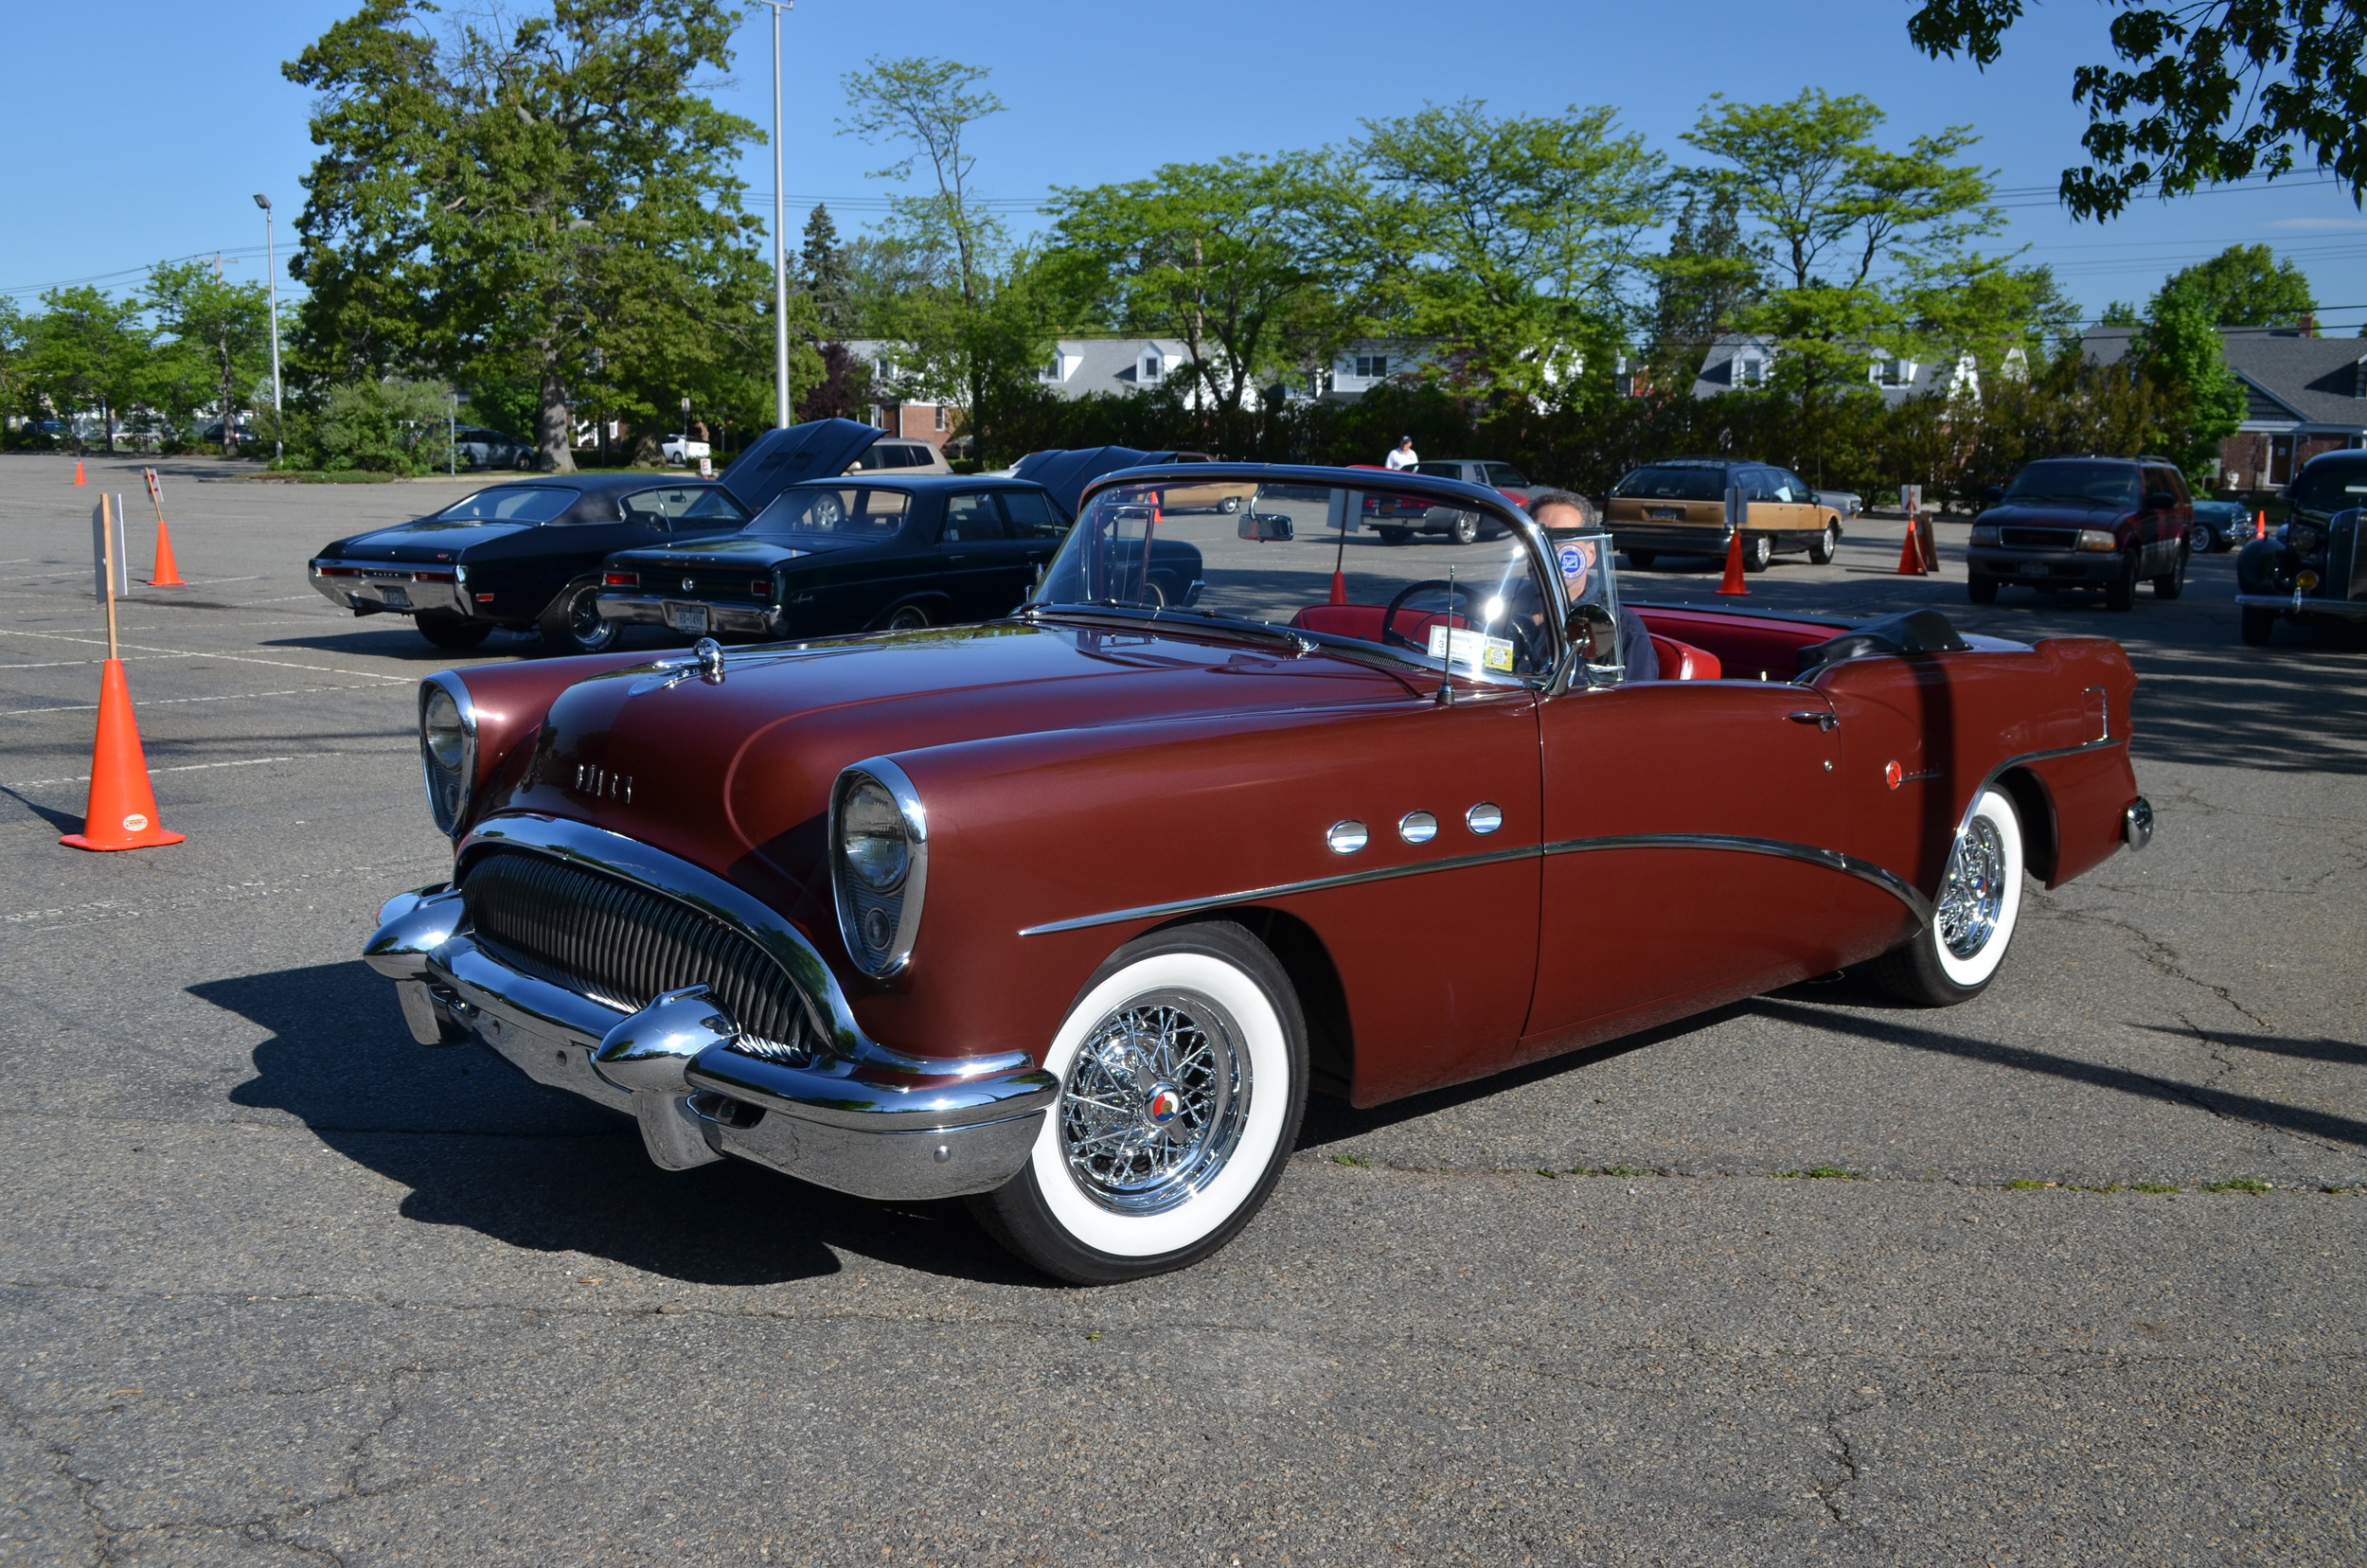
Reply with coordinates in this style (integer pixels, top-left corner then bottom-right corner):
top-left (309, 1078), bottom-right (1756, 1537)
top-left (2083, 325), bottom-right (2367, 490)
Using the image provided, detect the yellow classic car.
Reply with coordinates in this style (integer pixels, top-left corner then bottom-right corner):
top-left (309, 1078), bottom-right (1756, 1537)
top-left (1605, 457), bottom-right (1845, 572)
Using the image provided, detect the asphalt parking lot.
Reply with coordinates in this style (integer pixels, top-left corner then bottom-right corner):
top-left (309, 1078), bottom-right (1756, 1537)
top-left (2, 454), bottom-right (2361, 1566)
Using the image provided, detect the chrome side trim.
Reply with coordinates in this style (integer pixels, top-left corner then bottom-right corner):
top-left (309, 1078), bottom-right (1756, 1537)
top-left (456, 813), bottom-right (1027, 1083)
top-left (1015, 841), bottom-right (1540, 936)
top-left (1538, 832), bottom-right (1934, 925)
top-left (1952, 733), bottom-right (2129, 851)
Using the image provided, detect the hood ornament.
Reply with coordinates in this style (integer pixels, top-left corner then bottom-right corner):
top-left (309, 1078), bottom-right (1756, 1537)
top-left (693, 636), bottom-right (726, 684)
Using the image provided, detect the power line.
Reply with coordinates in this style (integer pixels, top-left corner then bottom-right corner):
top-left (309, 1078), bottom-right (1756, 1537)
top-left (0, 244), bottom-right (269, 301)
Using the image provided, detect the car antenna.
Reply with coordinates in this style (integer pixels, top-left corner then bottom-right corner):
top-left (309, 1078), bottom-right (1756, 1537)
top-left (1329, 490), bottom-right (1350, 605)
top-left (1434, 566), bottom-right (1456, 707)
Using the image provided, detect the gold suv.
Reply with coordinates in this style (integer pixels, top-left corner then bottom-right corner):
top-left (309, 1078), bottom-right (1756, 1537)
top-left (1605, 457), bottom-right (1845, 572)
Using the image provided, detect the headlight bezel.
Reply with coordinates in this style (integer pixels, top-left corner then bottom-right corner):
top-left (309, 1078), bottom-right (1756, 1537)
top-left (418, 672), bottom-right (477, 837)
top-left (830, 758), bottom-right (929, 980)
top-left (2074, 527), bottom-right (2119, 553)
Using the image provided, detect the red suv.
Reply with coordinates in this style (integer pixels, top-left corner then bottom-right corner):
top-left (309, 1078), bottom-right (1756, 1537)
top-left (1965, 457), bottom-right (2193, 610)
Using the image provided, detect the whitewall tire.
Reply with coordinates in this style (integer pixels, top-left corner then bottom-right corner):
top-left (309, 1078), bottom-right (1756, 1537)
top-left (1868, 788), bottom-right (2025, 1006)
top-left (970, 921), bottom-right (1308, 1284)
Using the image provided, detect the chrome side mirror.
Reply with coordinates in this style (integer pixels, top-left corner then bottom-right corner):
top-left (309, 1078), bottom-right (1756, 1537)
top-left (1565, 602), bottom-right (1616, 663)
top-left (1237, 512), bottom-right (1295, 543)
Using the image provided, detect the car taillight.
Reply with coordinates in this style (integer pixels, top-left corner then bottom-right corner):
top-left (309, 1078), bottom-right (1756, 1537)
top-left (317, 564), bottom-right (359, 578)
top-left (603, 571), bottom-right (639, 587)
top-left (412, 570), bottom-right (457, 582)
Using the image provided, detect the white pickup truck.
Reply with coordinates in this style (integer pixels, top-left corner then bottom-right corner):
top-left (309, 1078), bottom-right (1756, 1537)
top-left (660, 433), bottom-right (712, 465)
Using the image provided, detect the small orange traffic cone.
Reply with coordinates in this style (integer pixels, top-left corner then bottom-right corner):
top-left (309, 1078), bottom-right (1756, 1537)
top-left (60, 660), bottom-right (185, 851)
top-left (73, 460), bottom-right (85, 486)
top-left (1717, 526), bottom-right (1750, 596)
top-left (1895, 516), bottom-right (1927, 575)
top-left (2255, 508), bottom-right (2268, 541)
top-left (149, 521), bottom-right (187, 587)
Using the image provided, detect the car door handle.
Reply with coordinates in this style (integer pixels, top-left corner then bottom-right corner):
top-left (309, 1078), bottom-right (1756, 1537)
top-left (1788, 710), bottom-right (1839, 731)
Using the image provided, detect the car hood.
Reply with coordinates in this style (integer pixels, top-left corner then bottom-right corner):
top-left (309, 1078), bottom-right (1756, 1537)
top-left (1975, 503), bottom-right (2134, 528)
top-left (1012, 447), bottom-right (1189, 516)
top-left (719, 419), bottom-right (884, 514)
top-left (321, 520), bottom-right (530, 561)
top-left (478, 618), bottom-right (1423, 919)
top-left (605, 534), bottom-right (855, 570)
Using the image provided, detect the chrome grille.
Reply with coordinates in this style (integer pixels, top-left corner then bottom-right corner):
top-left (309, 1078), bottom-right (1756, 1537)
top-left (461, 849), bottom-right (817, 1061)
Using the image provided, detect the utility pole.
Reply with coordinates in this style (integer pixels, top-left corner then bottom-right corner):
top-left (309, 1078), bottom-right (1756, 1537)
top-left (753, 1), bottom-right (794, 429)
top-left (252, 195), bottom-right (284, 464)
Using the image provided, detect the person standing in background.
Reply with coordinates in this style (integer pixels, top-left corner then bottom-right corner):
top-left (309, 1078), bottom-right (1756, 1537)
top-left (1384, 437), bottom-right (1418, 471)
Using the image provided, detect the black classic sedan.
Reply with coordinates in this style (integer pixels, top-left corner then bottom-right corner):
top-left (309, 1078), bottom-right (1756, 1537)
top-left (306, 419), bottom-right (891, 654)
top-left (595, 475), bottom-right (1077, 638)
top-left (2234, 451), bottom-right (2367, 644)
top-left (308, 475), bottom-right (751, 652)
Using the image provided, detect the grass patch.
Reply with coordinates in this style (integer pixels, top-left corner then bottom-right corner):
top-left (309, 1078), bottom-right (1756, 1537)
top-left (2005, 1178), bottom-right (2053, 1189)
top-left (2203, 1177), bottom-right (2273, 1193)
top-left (2134, 1183), bottom-right (2181, 1193)
top-left (1775, 1166), bottom-right (1864, 1181)
top-left (1329, 1152), bottom-right (1372, 1167)
top-left (1566, 1163), bottom-right (1657, 1178)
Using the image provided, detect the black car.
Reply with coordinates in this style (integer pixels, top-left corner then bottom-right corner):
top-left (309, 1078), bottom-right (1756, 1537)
top-left (2234, 451), bottom-right (2367, 644)
top-left (1965, 456), bottom-right (2193, 610)
top-left (306, 419), bottom-right (892, 654)
top-left (596, 476), bottom-right (1084, 639)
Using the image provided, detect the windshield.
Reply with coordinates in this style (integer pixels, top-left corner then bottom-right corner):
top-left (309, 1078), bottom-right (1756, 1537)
top-left (745, 486), bottom-right (911, 537)
top-left (2003, 461), bottom-right (2140, 508)
top-left (1033, 477), bottom-right (1569, 685)
top-left (435, 486), bottom-right (578, 524)
top-left (2287, 460), bottom-right (2367, 511)
top-left (1611, 465), bottom-right (1726, 500)
top-left (620, 486), bottom-right (746, 526)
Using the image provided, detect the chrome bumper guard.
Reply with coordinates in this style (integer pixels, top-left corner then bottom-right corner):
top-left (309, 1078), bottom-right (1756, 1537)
top-left (364, 838), bottom-right (1058, 1201)
top-left (2233, 591), bottom-right (2367, 618)
top-left (307, 559), bottom-right (471, 618)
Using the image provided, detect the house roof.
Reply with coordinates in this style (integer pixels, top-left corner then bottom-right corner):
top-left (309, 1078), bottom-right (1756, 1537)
top-left (2083, 326), bottom-right (2367, 432)
top-left (1692, 333), bottom-right (1965, 406)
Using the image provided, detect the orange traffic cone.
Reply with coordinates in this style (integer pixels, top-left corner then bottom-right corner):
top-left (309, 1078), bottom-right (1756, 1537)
top-left (2255, 508), bottom-right (2268, 541)
top-left (1717, 526), bottom-right (1750, 596)
top-left (73, 460), bottom-right (85, 486)
top-left (149, 520), bottom-right (186, 587)
top-left (1895, 516), bottom-right (1927, 575)
top-left (60, 661), bottom-right (185, 851)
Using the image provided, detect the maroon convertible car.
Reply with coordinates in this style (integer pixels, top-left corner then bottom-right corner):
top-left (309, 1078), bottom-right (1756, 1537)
top-left (363, 463), bottom-right (2151, 1283)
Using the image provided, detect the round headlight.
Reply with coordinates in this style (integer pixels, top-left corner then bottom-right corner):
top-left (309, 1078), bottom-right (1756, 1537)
top-left (839, 779), bottom-right (909, 891)
top-left (423, 686), bottom-right (466, 772)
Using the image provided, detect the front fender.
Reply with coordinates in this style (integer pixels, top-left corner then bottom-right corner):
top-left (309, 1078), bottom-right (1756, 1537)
top-left (2235, 537), bottom-right (2294, 596)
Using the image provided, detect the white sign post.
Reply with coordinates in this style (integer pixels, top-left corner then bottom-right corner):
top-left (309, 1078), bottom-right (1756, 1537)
top-left (92, 495), bottom-right (129, 601)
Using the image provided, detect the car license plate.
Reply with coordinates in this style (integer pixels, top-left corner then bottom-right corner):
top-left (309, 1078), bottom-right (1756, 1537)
top-left (664, 601), bottom-right (708, 633)
top-left (1645, 506), bottom-right (1683, 520)
top-left (377, 584), bottom-right (410, 610)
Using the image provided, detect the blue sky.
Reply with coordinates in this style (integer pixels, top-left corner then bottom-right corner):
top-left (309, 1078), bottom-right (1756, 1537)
top-left (8, 0), bottom-right (2365, 329)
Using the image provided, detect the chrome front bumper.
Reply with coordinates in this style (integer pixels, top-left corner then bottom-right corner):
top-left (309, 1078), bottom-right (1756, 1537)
top-left (2234, 591), bottom-right (2367, 619)
top-left (364, 834), bottom-right (1057, 1201)
top-left (595, 593), bottom-right (783, 636)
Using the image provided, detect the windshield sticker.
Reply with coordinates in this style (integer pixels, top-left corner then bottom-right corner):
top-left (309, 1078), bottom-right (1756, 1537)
top-left (1429, 625), bottom-right (1517, 673)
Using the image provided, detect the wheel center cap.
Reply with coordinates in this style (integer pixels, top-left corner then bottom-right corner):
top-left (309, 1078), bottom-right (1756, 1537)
top-left (1144, 1085), bottom-right (1183, 1126)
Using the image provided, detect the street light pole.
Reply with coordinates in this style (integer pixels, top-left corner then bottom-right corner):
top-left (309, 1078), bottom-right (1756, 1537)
top-left (252, 194), bottom-right (284, 464)
top-left (755, 1), bottom-right (793, 429)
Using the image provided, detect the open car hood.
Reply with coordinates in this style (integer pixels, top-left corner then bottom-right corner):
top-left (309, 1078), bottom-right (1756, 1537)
top-left (720, 419), bottom-right (884, 515)
top-left (1011, 447), bottom-right (1191, 517)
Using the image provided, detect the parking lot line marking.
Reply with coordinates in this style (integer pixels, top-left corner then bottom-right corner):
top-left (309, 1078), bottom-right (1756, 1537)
top-left (1, 861), bottom-right (448, 930)
top-left (0, 653), bottom-right (204, 670)
top-left (0, 628), bottom-right (412, 683)
top-left (2, 683), bottom-right (403, 718)
top-left (3, 755), bottom-right (301, 789)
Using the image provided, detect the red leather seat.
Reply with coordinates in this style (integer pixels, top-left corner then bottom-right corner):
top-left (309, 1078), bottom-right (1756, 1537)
top-left (1290, 604), bottom-right (1462, 643)
top-left (1650, 634), bottom-right (1721, 681)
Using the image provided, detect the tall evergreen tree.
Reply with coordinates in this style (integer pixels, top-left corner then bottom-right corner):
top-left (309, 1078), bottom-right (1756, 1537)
top-left (797, 204), bottom-right (855, 337)
top-left (1646, 188), bottom-right (1760, 394)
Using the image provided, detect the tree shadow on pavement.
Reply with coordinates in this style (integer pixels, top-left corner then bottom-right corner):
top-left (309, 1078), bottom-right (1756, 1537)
top-left (2128, 1022), bottom-right (2367, 1068)
top-left (1753, 996), bottom-right (2367, 1150)
top-left (197, 960), bottom-right (1040, 1289)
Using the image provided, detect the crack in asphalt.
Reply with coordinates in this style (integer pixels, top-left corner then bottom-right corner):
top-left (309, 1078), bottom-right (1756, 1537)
top-left (1814, 1407), bottom-right (1864, 1527)
top-left (2026, 890), bottom-right (2269, 1028)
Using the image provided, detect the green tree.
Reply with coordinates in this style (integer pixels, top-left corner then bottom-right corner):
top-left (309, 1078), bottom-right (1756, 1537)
top-left (19, 287), bottom-right (151, 452)
top-left (316, 375), bottom-right (457, 472)
top-left (286, 0), bottom-right (771, 472)
top-left (2151, 242), bottom-right (2316, 327)
top-left (1352, 100), bottom-right (1664, 404)
top-left (1681, 89), bottom-right (2045, 479)
top-left (839, 56), bottom-right (1006, 311)
top-left (140, 261), bottom-right (273, 454)
top-left (2137, 300), bottom-right (2249, 480)
top-left (797, 203), bottom-right (855, 337)
top-left (1646, 187), bottom-right (1761, 393)
top-left (1909, 1), bottom-right (2367, 218)
top-left (1044, 153), bottom-right (1363, 423)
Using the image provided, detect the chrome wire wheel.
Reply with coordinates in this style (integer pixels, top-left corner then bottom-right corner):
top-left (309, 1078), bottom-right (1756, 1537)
top-left (1936, 815), bottom-right (2007, 960)
top-left (1059, 990), bottom-right (1248, 1215)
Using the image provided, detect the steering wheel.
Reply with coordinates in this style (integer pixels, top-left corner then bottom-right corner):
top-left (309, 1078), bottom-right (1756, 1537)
top-left (1380, 579), bottom-right (1477, 653)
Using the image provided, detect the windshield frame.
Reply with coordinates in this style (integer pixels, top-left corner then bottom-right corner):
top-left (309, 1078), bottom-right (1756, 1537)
top-left (1039, 462), bottom-right (1576, 692)
top-left (431, 484), bottom-right (581, 524)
